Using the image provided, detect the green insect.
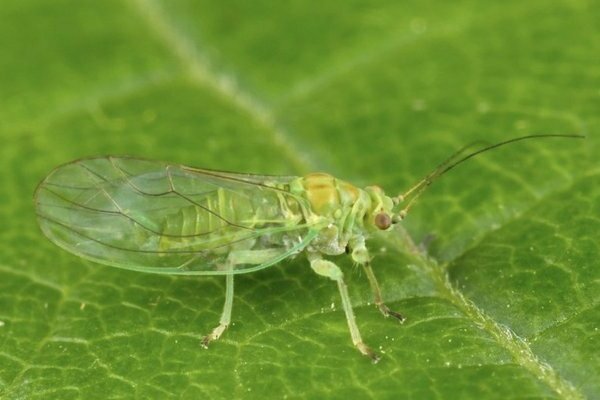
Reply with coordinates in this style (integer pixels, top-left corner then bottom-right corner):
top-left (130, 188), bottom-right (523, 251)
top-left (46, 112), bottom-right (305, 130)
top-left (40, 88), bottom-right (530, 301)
top-left (34, 134), bottom-right (582, 362)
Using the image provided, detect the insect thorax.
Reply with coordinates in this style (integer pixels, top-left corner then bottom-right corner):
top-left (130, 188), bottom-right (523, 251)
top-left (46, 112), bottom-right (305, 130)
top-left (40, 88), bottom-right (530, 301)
top-left (290, 173), bottom-right (375, 255)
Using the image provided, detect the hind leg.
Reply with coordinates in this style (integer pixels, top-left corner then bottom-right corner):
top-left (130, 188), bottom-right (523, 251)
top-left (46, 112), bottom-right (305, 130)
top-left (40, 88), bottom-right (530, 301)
top-left (201, 248), bottom-right (283, 347)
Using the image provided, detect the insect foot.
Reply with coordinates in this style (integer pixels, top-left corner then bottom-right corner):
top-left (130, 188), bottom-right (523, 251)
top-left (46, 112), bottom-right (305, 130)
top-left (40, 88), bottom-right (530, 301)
top-left (202, 274), bottom-right (234, 349)
top-left (378, 303), bottom-right (406, 323)
top-left (201, 323), bottom-right (229, 349)
top-left (357, 342), bottom-right (381, 364)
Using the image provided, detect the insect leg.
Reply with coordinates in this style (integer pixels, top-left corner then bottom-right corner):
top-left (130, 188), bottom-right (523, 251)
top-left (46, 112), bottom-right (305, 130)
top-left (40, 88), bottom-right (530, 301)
top-left (202, 273), bottom-right (234, 348)
top-left (201, 248), bottom-right (284, 348)
top-left (349, 237), bottom-right (405, 322)
top-left (308, 252), bottom-right (380, 363)
top-left (362, 262), bottom-right (405, 322)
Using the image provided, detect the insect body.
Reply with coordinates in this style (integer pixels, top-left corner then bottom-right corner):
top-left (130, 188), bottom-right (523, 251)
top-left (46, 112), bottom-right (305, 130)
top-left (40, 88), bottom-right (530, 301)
top-left (34, 134), bottom-right (583, 362)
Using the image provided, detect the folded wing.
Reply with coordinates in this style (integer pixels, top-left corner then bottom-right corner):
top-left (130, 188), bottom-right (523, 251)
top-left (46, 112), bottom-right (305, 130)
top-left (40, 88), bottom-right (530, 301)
top-left (35, 157), bottom-right (319, 275)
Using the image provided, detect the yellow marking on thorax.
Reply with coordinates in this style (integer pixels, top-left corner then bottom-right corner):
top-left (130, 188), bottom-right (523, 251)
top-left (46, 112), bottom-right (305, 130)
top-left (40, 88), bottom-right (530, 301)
top-left (302, 173), bottom-right (339, 215)
top-left (302, 173), bottom-right (361, 217)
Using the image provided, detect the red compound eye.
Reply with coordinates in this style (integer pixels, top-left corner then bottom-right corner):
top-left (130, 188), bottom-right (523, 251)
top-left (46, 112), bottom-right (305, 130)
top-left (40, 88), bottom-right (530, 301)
top-left (374, 213), bottom-right (392, 230)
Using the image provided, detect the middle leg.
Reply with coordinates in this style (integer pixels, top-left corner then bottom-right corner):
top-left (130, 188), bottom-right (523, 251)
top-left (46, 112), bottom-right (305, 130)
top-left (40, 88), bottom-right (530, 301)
top-left (308, 252), bottom-right (380, 363)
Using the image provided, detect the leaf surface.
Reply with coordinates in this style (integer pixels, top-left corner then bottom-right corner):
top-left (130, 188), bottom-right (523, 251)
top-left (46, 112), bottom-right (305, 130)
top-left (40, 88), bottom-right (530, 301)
top-left (0, 0), bottom-right (598, 399)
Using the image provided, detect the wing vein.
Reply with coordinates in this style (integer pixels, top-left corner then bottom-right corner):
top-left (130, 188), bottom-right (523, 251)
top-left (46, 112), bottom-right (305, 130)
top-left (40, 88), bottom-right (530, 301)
top-left (38, 187), bottom-right (228, 238)
top-left (107, 157), bottom-right (254, 231)
top-left (37, 212), bottom-right (313, 255)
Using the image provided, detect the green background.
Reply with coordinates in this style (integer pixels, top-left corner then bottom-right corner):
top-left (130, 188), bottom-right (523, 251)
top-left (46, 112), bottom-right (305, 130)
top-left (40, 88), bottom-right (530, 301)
top-left (1, 0), bottom-right (598, 399)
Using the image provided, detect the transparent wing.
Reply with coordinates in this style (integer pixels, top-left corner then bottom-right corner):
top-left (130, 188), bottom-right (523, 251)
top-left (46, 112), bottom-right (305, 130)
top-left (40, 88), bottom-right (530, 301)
top-left (35, 157), bottom-right (320, 275)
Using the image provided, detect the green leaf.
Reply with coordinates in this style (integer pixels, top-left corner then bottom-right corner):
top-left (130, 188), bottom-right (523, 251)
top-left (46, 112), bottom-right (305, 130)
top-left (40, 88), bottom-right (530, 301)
top-left (1, 0), bottom-right (598, 399)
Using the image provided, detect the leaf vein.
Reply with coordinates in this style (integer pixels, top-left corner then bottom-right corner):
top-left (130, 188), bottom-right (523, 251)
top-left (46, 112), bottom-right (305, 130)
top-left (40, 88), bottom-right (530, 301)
top-left (127, 0), bottom-right (316, 174)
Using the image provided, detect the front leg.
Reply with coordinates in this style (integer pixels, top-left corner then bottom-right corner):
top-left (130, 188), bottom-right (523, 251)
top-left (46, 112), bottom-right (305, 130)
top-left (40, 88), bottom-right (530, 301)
top-left (349, 237), bottom-right (406, 322)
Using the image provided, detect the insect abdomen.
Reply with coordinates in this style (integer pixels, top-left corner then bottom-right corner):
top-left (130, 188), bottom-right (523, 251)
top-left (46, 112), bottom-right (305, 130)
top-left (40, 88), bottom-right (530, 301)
top-left (158, 187), bottom-right (302, 253)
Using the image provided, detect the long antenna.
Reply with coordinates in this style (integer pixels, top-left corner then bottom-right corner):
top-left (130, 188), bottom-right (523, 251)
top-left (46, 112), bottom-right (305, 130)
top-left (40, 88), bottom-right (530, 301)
top-left (400, 139), bottom-right (490, 200)
top-left (395, 134), bottom-right (585, 217)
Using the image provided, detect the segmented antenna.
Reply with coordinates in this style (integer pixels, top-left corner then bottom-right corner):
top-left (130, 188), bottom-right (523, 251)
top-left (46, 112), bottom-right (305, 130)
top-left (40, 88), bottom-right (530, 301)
top-left (394, 134), bottom-right (585, 217)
